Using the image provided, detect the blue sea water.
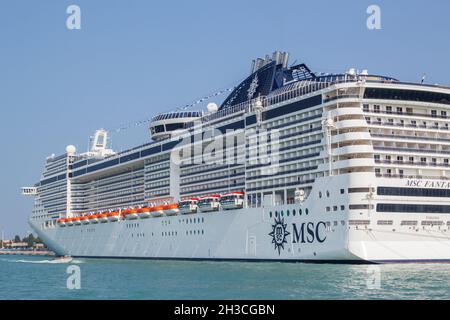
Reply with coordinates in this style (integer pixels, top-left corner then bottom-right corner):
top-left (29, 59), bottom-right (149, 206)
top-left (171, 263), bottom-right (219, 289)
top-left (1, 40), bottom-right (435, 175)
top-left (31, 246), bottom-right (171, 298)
top-left (0, 255), bottom-right (449, 300)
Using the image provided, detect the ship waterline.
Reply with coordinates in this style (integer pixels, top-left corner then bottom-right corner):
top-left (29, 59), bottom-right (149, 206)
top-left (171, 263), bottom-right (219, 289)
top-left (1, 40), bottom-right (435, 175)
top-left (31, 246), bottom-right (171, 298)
top-left (24, 51), bottom-right (450, 262)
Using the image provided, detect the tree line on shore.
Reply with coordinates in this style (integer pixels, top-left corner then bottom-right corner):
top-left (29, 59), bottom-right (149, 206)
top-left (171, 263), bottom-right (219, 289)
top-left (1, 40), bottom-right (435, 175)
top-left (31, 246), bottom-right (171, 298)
top-left (1, 233), bottom-right (46, 249)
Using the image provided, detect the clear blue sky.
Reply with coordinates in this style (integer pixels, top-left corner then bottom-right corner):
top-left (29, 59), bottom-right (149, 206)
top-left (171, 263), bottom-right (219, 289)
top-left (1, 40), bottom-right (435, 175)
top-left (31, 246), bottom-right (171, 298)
top-left (1, 0), bottom-right (449, 238)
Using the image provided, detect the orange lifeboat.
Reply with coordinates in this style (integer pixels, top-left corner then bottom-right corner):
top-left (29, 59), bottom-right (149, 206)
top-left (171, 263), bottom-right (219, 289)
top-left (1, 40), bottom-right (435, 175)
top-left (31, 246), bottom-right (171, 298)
top-left (138, 207), bottom-right (151, 219)
top-left (57, 218), bottom-right (66, 227)
top-left (150, 205), bottom-right (164, 217)
top-left (121, 209), bottom-right (130, 219)
top-left (107, 211), bottom-right (120, 222)
top-left (73, 217), bottom-right (82, 225)
top-left (89, 214), bottom-right (99, 224)
top-left (125, 208), bottom-right (139, 220)
top-left (163, 203), bottom-right (179, 216)
top-left (66, 218), bottom-right (74, 226)
top-left (80, 216), bottom-right (90, 225)
top-left (98, 213), bottom-right (108, 223)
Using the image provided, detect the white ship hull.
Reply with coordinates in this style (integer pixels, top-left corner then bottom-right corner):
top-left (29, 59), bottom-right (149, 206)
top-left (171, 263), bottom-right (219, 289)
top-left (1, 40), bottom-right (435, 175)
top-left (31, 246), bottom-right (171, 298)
top-left (30, 174), bottom-right (450, 263)
top-left (31, 204), bottom-right (354, 262)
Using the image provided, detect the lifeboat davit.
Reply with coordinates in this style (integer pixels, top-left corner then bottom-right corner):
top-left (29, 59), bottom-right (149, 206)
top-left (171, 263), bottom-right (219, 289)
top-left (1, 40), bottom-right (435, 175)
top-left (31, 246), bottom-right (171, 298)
top-left (98, 213), bottom-right (108, 223)
top-left (57, 218), bottom-right (66, 227)
top-left (163, 203), bottom-right (179, 216)
top-left (89, 214), bottom-right (99, 224)
top-left (73, 217), bottom-right (82, 225)
top-left (150, 206), bottom-right (164, 217)
top-left (80, 216), bottom-right (90, 225)
top-left (125, 208), bottom-right (139, 220)
top-left (66, 218), bottom-right (74, 226)
top-left (107, 211), bottom-right (120, 222)
top-left (138, 208), bottom-right (151, 219)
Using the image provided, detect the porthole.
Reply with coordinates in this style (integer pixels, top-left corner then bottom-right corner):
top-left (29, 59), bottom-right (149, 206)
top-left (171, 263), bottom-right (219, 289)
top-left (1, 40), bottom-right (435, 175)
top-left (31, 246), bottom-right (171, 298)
top-left (293, 210), bottom-right (296, 216)
top-left (319, 192), bottom-right (322, 198)
top-left (287, 210), bottom-right (290, 217)
top-left (270, 212), bottom-right (273, 218)
top-left (299, 209), bottom-right (302, 215)
top-left (306, 208), bottom-right (309, 215)
top-left (275, 211), bottom-right (278, 217)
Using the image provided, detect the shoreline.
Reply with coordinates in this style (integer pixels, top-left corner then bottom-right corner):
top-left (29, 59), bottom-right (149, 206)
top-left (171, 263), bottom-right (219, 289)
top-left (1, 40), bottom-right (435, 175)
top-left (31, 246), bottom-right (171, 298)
top-left (0, 250), bottom-right (55, 256)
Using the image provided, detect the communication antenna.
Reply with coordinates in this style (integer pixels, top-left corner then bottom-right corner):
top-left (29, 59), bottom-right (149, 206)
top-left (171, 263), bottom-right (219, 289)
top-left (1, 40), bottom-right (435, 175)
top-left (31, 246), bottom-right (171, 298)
top-left (421, 74), bottom-right (426, 84)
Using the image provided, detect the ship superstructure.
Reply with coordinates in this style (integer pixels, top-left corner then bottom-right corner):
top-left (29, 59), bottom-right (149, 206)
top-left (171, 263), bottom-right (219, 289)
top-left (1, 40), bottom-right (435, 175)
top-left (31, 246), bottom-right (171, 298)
top-left (23, 51), bottom-right (450, 262)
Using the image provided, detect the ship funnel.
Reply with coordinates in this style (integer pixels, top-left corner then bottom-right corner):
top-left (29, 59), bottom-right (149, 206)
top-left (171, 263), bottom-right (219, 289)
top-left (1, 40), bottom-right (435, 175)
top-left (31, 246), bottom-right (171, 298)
top-left (250, 51), bottom-right (290, 74)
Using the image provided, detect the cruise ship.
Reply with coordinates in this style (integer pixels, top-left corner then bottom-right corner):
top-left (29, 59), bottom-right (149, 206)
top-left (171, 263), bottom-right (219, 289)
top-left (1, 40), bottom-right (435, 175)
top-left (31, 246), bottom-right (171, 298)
top-left (22, 51), bottom-right (450, 263)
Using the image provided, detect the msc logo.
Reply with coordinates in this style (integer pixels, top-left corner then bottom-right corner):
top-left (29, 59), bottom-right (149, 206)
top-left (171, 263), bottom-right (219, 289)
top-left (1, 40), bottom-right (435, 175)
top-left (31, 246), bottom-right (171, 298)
top-left (269, 218), bottom-right (327, 255)
top-left (292, 221), bottom-right (327, 244)
top-left (269, 216), bottom-right (290, 255)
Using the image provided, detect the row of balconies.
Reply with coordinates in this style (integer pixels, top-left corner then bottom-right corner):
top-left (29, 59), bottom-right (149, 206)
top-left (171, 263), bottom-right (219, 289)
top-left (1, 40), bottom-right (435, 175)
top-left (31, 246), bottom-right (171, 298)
top-left (375, 159), bottom-right (450, 168)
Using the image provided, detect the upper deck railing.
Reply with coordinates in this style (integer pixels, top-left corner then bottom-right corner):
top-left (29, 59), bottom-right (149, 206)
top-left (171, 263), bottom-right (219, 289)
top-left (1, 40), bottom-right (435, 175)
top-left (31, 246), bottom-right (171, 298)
top-left (185, 79), bottom-right (339, 129)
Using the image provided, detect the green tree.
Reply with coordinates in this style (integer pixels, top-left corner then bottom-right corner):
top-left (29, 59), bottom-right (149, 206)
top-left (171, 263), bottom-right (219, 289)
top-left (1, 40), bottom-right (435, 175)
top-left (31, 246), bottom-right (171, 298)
top-left (14, 235), bottom-right (21, 243)
top-left (24, 233), bottom-right (35, 248)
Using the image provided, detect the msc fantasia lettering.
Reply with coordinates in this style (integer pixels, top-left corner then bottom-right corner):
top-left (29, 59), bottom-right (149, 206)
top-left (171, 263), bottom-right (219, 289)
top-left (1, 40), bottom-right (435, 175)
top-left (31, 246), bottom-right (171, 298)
top-left (406, 179), bottom-right (450, 189)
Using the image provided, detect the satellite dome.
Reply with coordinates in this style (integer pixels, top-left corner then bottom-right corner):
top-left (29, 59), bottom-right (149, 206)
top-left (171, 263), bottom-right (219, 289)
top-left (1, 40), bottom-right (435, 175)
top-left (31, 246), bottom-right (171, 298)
top-left (66, 145), bottom-right (76, 155)
top-left (207, 103), bottom-right (218, 113)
